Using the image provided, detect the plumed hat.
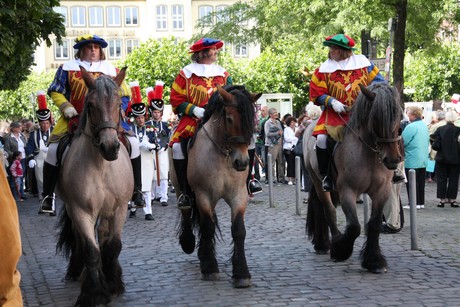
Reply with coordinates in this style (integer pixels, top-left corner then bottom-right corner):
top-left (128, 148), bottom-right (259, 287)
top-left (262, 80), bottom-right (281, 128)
top-left (129, 81), bottom-right (146, 117)
top-left (451, 93), bottom-right (459, 104)
top-left (323, 34), bottom-right (356, 51)
top-left (147, 81), bottom-right (165, 112)
top-left (36, 90), bottom-right (51, 122)
top-left (189, 38), bottom-right (224, 53)
top-left (73, 34), bottom-right (108, 49)
top-left (131, 103), bottom-right (147, 117)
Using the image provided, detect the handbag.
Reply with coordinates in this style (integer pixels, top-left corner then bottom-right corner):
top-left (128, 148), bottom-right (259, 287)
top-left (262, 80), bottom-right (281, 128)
top-left (293, 139), bottom-right (303, 157)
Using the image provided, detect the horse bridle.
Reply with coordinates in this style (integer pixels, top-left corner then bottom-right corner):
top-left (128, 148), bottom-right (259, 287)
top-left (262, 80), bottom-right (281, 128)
top-left (202, 101), bottom-right (247, 157)
top-left (83, 86), bottom-right (120, 147)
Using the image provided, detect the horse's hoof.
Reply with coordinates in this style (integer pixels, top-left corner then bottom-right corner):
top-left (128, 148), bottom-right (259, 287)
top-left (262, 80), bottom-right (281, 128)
top-left (314, 248), bottom-right (329, 255)
top-left (368, 267), bottom-right (387, 274)
top-left (233, 278), bottom-right (251, 288)
top-left (179, 234), bottom-right (196, 254)
top-left (202, 273), bottom-right (220, 281)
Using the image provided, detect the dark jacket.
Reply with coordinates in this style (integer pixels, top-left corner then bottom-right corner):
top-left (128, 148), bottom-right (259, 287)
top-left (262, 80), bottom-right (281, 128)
top-left (431, 123), bottom-right (460, 165)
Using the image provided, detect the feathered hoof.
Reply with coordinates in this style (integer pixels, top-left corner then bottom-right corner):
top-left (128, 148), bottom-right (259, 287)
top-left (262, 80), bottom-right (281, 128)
top-left (367, 267), bottom-right (387, 274)
top-left (179, 232), bottom-right (195, 254)
top-left (233, 278), bottom-right (251, 288)
top-left (202, 273), bottom-right (220, 281)
top-left (314, 248), bottom-right (330, 255)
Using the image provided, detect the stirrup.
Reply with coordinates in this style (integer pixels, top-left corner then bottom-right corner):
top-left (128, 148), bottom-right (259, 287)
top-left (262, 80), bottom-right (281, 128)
top-left (41, 195), bottom-right (55, 213)
top-left (177, 194), bottom-right (191, 210)
top-left (321, 176), bottom-right (333, 192)
top-left (392, 170), bottom-right (406, 184)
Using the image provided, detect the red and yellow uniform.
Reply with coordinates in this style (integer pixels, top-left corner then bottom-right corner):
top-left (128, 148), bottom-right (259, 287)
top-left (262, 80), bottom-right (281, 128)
top-left (169, 64), bottom-right (231, 144)
top-left (310, 54), bottom-right (383, 136)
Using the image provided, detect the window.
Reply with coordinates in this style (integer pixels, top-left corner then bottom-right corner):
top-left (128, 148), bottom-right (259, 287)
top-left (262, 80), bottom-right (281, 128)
top-left (216, 5), bottom-right (229, 23)
top-left (125, 7), bottom-right (138, 26)
top-left (107, 7), bottom-right (121, 26)
top-left (53, 6), bottom-right (68, 26)
top-left (171, 5), bottom-right (183, 30)
top-left (198, 5), bottom-right (213, 26)
top-left (55, 40), bottom-right (69, 60)
top-left (108, 39), bottom-right (122, 59)
top-left (234, 44), bottom-right (248, 57)
top-left (89, 7), bottom-right (103, 27)
top-left (126, 39), bottom-right (139, 54)
top-left (71, 6), bottom-right (85, 27)
top-left (156, 5), bottom-right (167, 30)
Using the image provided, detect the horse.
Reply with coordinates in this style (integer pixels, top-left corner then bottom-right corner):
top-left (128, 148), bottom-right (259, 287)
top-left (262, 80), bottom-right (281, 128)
top-left (56, 66), bottom-right (133, 306)
top-left (176, 85), bottom-right (261, 288)
top-left (304, 82), bottom-right (403, 273)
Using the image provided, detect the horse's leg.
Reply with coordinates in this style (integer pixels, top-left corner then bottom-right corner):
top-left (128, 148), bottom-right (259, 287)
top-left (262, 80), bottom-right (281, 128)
top-left (74, 217), bottom-right (111, 307)
top-left (306, 185), bottom-right (330, 254)
top-left (330, 188), bottom-right (361, 261)
top-left (178, 207), bottom-right (196, 254)
top-left (196, 196), bottom-right (219, 281)
top-left (99, 211), bottom-right (125, 296)
top-left (360, 195), bottom-right (388, 273)
top-left (231, 202), bottom-right (251, 288)
top-left (56, 206), bottom-right (84, 281)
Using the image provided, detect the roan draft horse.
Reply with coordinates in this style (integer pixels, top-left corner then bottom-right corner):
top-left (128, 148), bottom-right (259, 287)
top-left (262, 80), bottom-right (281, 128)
top-left (56, 66), bottom-right (133, 306)
top-left (304, 82), bottom-right (403, 273)
top-left (177, 85), bottom-right (261, 288)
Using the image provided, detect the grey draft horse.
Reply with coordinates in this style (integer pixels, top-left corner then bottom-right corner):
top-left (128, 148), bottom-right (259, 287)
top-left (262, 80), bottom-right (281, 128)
top-left (176, 85), bottom-right (261, 287)
top-left (304, 83), bottom-right (403, 273)
top-left (56, 66), bottom-right (133, 306)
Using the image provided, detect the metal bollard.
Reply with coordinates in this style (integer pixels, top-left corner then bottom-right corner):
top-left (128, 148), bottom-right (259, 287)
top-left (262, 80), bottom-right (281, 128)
top-left (408, 169), bottom-right (418, 250)
top-left (267, 153), bottom-right (274, 208)
top-left (295, 156), bottom-right (301, 215)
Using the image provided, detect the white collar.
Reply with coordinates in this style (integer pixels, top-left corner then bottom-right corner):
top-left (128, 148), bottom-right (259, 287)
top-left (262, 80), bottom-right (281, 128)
top-left (319, 54), bottom-right (371, 73)
top-left (62, 59), bottom-right (117, 76)
top-left (182, 62), bottom-right (226, 78)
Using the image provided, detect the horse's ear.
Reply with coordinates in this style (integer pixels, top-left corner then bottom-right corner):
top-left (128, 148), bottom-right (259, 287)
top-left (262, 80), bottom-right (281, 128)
top-left (79, 66), bottom-right (95, 89)
top-left (251, 93), bottom-right (263, 103)
top-left (359, 83), bottom-right (376, 101)
top-left (217, 84), bottom-right (233, 102)
top-left (114, 66), bottom-right (127, 87)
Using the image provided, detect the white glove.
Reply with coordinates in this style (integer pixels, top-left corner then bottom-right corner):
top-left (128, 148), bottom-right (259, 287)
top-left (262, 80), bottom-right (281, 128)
top-left (192, 107), bottom-right (205, 119)
top-left (28, 159), bottom-right (36, 168)
top-left (142, 141), bottom-right (157, 151)
top-left (64, 106), bottom-right (78, 119)
top-left (331, 99), bottom-right (346, 113)
top-left (42, 146), bottom-right (49, 153)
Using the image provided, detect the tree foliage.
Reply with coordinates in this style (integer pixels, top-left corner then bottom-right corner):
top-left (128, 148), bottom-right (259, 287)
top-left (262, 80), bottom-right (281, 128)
top-left (0, 0), bottom-right (65, 90)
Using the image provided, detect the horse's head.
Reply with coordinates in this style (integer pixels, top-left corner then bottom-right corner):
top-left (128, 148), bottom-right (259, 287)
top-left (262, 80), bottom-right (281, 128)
top-left (80, 66), bottom-right (126, 161)
top-left (209, 85), bottom-right (261, 171)
top-left (353, 83), bottom-right (403, 170)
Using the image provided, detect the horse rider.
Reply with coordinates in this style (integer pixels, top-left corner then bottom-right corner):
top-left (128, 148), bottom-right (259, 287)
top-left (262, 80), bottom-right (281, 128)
top-left (40, 34), bottom-right (146, 214)
top-left (169, 37), bottom-right (232, 209)
top-left (147, 83), bottom-right (171, 207)
top-left (310, 33), bottom-right (404, 191)
top-left (128, 84), bottom-right (159, 221)
top-left (26, 91), bottom-right (54, 214)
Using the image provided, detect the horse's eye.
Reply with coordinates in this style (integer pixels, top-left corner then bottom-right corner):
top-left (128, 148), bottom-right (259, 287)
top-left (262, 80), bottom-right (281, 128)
top-left (226, 116), bottom-right (233, 125)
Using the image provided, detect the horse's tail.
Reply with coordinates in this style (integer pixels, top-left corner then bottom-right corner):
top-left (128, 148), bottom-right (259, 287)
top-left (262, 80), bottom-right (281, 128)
top-left (306, 185), bottom-right (330, 254)
top-left (56, 205), bottom-right (74, 259)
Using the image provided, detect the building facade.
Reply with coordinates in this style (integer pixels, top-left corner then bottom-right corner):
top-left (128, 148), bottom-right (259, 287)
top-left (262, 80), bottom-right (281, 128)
top-left (34, 0), bottom-right (260, 72)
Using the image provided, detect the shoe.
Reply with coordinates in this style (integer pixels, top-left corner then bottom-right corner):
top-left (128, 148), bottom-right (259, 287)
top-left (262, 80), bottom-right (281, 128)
top-left (420, 205), bottom-right (425, 209)
top-left (129, 210), bottom-right (136, 218)
top-left (21, 195), bottom-right (27, 200)
top-left (131, 190), bottom-right (146, 208)
top-left (392, 171), bottom-right (405, 184)
top-left (145, 214), bottom-right (154, 220)
top-left (416, 205), bottom-right (421, 209)
top-left (381, 223), bottom-right (402, 234)
top-left (303, 198), bottom-right (308, 204)
top-left (154, 197), bottom-right (161, 202)
top-left (177, 194), bottom-right (191, 210)
top-left (403, 205), bottom-right (410, 209)
top-left (437, 202), bottom-right (445, 208)
top-left (38, 208), bottom-right (44, 214)
top-left (161, 201), bottom-right (168, 207)
top-left (321, 176), bottom-right (333, 192)
top-left (451, 201), bottom-right (459, 208)
top-left (41, 195), bottom-right (55, 213)
top-left (287, 181), bottom-right (293, 185)
top-left (49, 211), bottom-right (56, 217)
top-left (170, 187), bottom-right (175, 193)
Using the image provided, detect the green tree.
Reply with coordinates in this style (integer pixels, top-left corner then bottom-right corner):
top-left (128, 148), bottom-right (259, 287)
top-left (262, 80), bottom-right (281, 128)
top-left (0, 0), bottom-right (65, 90)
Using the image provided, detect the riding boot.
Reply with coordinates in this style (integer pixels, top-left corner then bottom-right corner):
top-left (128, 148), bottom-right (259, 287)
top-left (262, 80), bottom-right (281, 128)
top-left (392, 169), bottom-right (405, 184)
top-left (316, 147), bottom-right (333, 191)
top-left (173, 158), bottom-right (191, 210)
top-left (41, 162), bottom-right (59, 213)
top-left (130, 156), bottom-right (145, 208)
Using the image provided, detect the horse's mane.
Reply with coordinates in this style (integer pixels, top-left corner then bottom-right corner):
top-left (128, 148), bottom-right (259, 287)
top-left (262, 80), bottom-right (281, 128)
top-left (75, 75), bottom-right (118, 137)
top-left (348, 83), bottom-right (402, 139)
top-left (202, 85), bottom-right (255, 144)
